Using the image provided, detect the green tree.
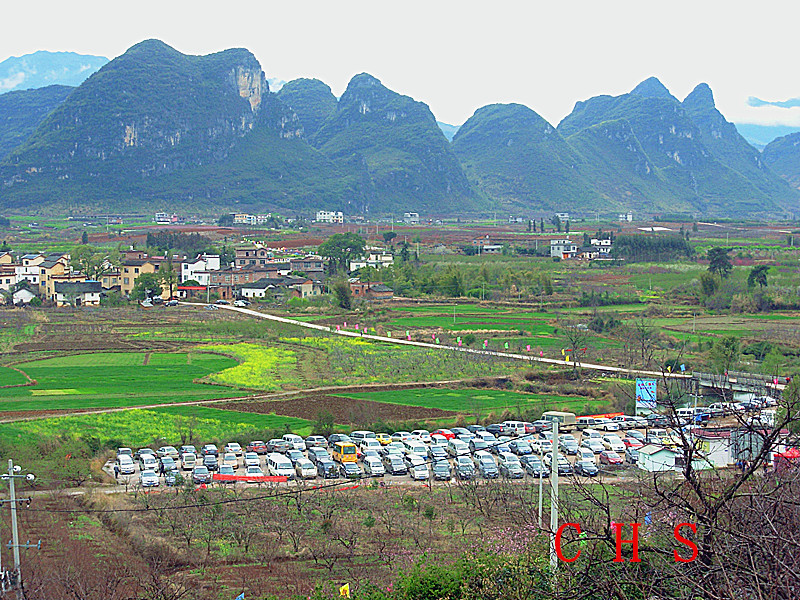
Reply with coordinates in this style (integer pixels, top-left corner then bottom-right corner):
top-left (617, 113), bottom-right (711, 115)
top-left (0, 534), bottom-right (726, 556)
top-left (762, 346), bottom-right (784, 378)
top-left (318, 233), bottom-right (366, 274)
top-left (699, 272), bottom-right (719, 297)
top-left (382, 231), bottom-right (397, 245)
top-left (710, 335), bottom-right (739, 374)
top-left (130, 272), bottom-right (162, 301)
top-left (81, 230), bottom-right (88, 244)
top-left (332, 279), bottom-right (352, 309)
top-left (158, 256), bottom-right (180, 300)
top-left (747, 264), bottom-right (769, 289)
top-left (71, 245), bottom-right (120, 280)
top-left (399, 241), bottom-right (411, 262)
top-left (707, 247), bottom-right (732, 279)
top-left (0, 240), bottom-right (10, 252)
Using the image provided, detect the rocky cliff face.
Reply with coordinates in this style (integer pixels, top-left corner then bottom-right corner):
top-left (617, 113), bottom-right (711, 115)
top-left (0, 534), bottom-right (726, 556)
top-left (2, 40), bottom-right (276, 184)
top-left (0, 85), bottom-right (74, 161)
top-left (276, 78), bottom-right (337, 139)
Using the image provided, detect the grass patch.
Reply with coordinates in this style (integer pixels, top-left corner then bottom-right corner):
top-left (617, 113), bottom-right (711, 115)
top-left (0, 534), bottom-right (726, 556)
top-left (0, 367), bottom-right (27, 387)
top-left (337, 388), bottom-right (603, 416)
top-left (201, 343), bottom-right (300, 391)
top-left (0, 406), bottom-right (312, 448)
top-left (0, 352), bottom-right (239, 411)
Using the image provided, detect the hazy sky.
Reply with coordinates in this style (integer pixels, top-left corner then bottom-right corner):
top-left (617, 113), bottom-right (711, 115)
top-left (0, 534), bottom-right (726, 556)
top-left (3, 0), bottom-right (799, 127)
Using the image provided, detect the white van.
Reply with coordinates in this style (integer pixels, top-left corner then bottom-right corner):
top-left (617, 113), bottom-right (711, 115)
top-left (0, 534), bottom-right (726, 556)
top-left (282, 434), bottom-right (306, 451)
top-left (583, 428), bottom-right (603, 439)
top-left (502, 421), bottom-right (526, 437)
top-left (350, 430), bottom-right (377, 445)
top-left (360, 439), bottom-right (382, 455)
top-left (295, 458), bottom-right (317, 479)
top-left (181, 453), bottom-right (197, 471)
top-left (447, 438), bottom-right (470, 457)
top-left (267, 453), bottom-right (295, 479)
top-left (403, 440), bottom-right (428, 456)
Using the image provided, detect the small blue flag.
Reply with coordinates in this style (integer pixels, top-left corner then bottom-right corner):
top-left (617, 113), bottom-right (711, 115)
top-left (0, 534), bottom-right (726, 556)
top-left (680, 364), bottom-right (686, 372)
top-left (645, 512), bottom-right (652, 525)
top-left (235, 593), bottom-right (245, 600)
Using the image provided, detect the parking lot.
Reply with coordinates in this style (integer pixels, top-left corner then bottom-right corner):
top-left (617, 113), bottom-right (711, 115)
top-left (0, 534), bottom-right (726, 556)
top-left (106, 419), bottom-right (673, 490)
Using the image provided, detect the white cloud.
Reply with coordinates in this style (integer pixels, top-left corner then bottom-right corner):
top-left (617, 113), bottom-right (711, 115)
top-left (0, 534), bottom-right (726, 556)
top-left (0, 71), bottom-right (25, 92)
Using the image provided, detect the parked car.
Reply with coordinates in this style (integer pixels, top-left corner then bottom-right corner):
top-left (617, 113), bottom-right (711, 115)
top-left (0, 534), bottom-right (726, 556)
top-left (181, 453), bottom-right (197, 471)
top-left (577, 447), bottom-right (596, 463)
top-left (611, 415), bottom-right (634, 430)
top-left (485, 424), bottom-right (505, 437)
top-left (574, 460), bottom-right (599, 477)
top-left (521, 455), bottom-right (547, 477)
top-left (317, 459), bottom-right (338, 479)
top-left (140, 455), bottom-right (159, 472)
top-left (192, 466), bottom-right (212, 484)
top-left (135, 448), bottom-right (156, 462)
top-left (382, 455), bottom-right (408, 475)
top-left (625, 448), bottom-right (640, 464)
top-left (498, 454), bottom-right (525, 479)
top-left (558, 435), bottom-right (579, 455)
top-left (580, 439), bottom-right (605, 454)
top-left (308, 447), bottom-right (331, 465)
top-left (200, 444), bottom-right (218, 456)
top-left (447, 438), bottom-right (470, 457)
top-left (215, 299), bottom-right (230, 305)
top-left (243, 452), bottom-right (260, 468)
top-left (179, 445), bottom-right (197, 456)
top-left (375, 433), bottom-right (393, 446)
top-left (305, 435), bottom-right (329, 449)
top-left (328, 433), bottom-right (352, 445)
top-left (359, 439), bottom-right (383, 455)
top-left (117, 455), bottom-right (136, 475)
top-left (202, 454), bottom-right (219, 471)
top-left (266, 439), bottom-right (291, 454)
top-left (165, 299), bottom-right (179, 307)
top-left (223, 442), bottom-right (243, 456)
top-left (451, 427), bottom-right (471, 438)
top-left (339, 462), bottom-right (363, 479)
top-left (623, 437), bottom-right (644, 449)
top-left (428, 445), bottom-right (448, 461)
top-left (431, 428), bottom-right (455, 440)
top-left (474, 451), bottom-right (499, 479)
top-left (432, 460), bottom-right (451, 481)
top-left (165, 471), bottom-right (182, 486)
top-left (403, 440), bottom-right (428, 457)
top-left (530, 420), bottom-right (553, 433)
top-left (599, 450), bottom-right (623, 465)
top-left (466, 425), bottom-right (487, 434)
top-left (469, 438), bottom-right (489, 453)
top-left (411, 429), bottom-right (432, 444)
top-left (602, 435), bottom-right (625, 453)
top-left (454, 455), bottom-right (475, 480)
top-left (407, 455), bottom-right (429, 481)
top-left (286, 449), bottom-right (305, 465)
top-left (510, 439), bottom-right (533, 455)
top-left (627, 430), bottom-right (646, 442)
top-left (157, 446), bottom-right (179, 459)
top-left (532, 439), bottom-right (553, 455)
top-left (140, 470), bottom-right (159, 487)
top-left (159, 457), bottom-right (178, 475)
top-left (116, 447), bottom-right (133, 459)
top-left (362, 456), bottom-right (385, 477)
top-left (382, 442), bottom-right (406, 457)
top-left (391, 431), bottom-right (413, 443)
top-left (360, 449), bottom-right (381, 463)
top-left (218, 465), bottom-right (236, 481)
top-left (233, 299), bottom-right (250, 307)
top-left (646, 414), bottom-right (669, 428)
top-left (430, 434), bottom-right (449, 447)
top-left (295, 458), bottom-right (317, 479)
top-left (247, 441), bottom-right (268, 455)
top-left (245, 465), bottom-right (265, 478)
top-left (594, 418), bottom-right (620, 432)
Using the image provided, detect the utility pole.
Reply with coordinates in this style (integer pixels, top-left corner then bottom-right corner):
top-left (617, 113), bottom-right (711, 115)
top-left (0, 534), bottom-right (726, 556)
top-left (538, 464), bottom-right (543, 529)
top-left (2, 459), bottom-right (38, 600)
top-left (549, 420), bottom-right (560, 571)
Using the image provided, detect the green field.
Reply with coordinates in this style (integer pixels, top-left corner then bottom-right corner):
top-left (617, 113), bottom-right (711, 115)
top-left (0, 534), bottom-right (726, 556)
top-left (0, 367), bottom-right (27, 387)
top-left (0, 352), bottom-right (240, 411)
top-left (337, 388), bottom-right (607, 416)
top-left (0, 405), bottom-right (312, 448)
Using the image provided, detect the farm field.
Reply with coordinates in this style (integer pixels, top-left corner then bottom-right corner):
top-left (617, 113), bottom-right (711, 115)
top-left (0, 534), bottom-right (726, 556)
top-left (0, 366), bottom-right (27, 386)
top-left (0, 352), bottom-right (240, 412)
top-left (0, 405), bottom-right (312, 448)
top-left (337, 387), bottom-right (608, 416)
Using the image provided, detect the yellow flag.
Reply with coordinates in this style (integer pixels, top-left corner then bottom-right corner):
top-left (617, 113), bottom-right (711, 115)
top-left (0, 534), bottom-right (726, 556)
top-left (565, 355), bottom-right (570, 362)
top-left (340, 583), bottom-right (350, 598)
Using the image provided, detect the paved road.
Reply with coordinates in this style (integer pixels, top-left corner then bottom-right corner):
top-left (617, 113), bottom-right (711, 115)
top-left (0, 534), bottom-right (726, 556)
top-left (208, 303), bottom-right (690, 380)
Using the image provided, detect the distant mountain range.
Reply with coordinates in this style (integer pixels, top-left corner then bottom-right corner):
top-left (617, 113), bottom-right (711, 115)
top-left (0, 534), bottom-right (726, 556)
top-left (0, 51), bottom-right (108, 93)
top-left (0, 42), bottom-right (797, 217)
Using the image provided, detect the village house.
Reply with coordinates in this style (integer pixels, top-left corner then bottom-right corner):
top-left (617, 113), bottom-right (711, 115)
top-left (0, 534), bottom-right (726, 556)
top-left (0, 253), bottom-right (16, 291)
top-left (349, 249), bottom-right (394, 271)
top-left (550, 239), bottom-right (578, 260)
top-left (181, 253), bottom-right (221, 283)
top-left (315, 210), bottom-right (344, 224)
top-left (239, 276), bottom-right (323, 301)
top-left (54, 281), bottom-right (102, 307)
top-left (348, 278), bottom-right (394, 301)
top-left (120, 259), bottom-right (162, 296)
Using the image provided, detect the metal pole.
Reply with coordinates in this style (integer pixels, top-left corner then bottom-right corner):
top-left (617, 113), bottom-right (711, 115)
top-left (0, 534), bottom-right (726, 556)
top-left (8, 460), bottom-right (21, 600)
top-left (538, 465), bottom-right (543, 529)
top-left (549, 420), bottom-right (559, 571)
